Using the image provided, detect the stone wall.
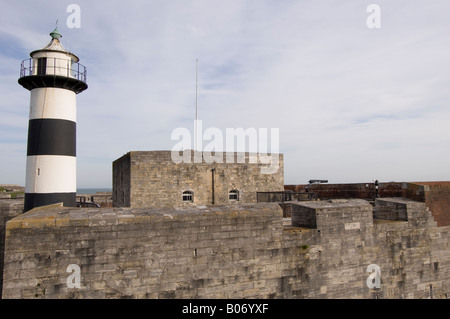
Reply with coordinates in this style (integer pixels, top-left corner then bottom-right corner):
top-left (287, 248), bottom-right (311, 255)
top-left (374, 198), bottom-right (409, 221)
top-left (113, 151), bottom-right (284, 208)
top-left (112, 153), bottom-right (131, 207)
top-left (285, 182), bottom-right (450, 226)
top-left (282, 198), bottom-right (449, 299)
top-left (2, 203), bottom-right (283, 299)
top-left (0, 199), bottom-right (24, 299)
top-left (2, 198), bottom-right (449, 299)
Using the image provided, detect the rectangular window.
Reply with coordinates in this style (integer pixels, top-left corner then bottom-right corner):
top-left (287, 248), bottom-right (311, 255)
top-left (37, 58), bottom-right (47, 76)
top-left (183, 191), bottom-right (194, 202)
top-left (229, 190), bottom-right (239, 201)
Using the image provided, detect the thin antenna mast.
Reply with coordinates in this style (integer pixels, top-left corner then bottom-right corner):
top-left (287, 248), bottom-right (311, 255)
top-left (194, 59), bottom-right (199, 151)
top-left (196, 58), bottom-right (199, 123)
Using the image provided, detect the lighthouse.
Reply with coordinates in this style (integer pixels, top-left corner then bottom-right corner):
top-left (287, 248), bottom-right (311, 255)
top-left (18, 28), bottom-right (88, 212)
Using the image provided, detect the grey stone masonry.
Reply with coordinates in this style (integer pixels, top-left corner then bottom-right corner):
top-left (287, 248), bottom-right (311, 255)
top-left (113, 151), bottom-right (284, 208)
top-left (291, 199), bottom-right (373, 232)
top-left (3, 202), bottom-right (284, 298)
top-left (0, 199), bottom-right (24, 299)
top-left (2, 198), bottom-right (450, 299)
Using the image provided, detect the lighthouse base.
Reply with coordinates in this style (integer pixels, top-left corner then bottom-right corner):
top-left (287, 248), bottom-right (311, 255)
top-left (24, 192), bottom-right (76, 212)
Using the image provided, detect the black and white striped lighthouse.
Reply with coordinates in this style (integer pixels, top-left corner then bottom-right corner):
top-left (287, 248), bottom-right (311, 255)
top-left (18, 28), bottom-right (87, 212)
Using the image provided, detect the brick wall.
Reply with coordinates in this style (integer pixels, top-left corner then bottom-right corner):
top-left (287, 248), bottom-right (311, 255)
top-left (285, 182), bottom-right (405, 199)
top-left (413, 182), bottom-right (450, 227)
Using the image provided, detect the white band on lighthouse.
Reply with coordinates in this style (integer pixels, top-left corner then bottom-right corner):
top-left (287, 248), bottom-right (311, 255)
top-left (29, 87), bottom-right (77, 122)
top-left (25, 155), bottom-right (76, 194)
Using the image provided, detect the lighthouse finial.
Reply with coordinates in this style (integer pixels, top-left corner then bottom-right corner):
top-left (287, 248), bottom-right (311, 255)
top-left (50, 21), bottom-right (62, 40)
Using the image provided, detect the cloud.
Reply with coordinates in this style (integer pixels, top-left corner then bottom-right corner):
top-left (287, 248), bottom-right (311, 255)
top-left (1, 1), bottom-right (450, 188)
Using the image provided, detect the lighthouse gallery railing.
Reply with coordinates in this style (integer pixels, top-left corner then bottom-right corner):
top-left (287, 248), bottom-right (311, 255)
top-left (19, 57), bottom-right (87, 83)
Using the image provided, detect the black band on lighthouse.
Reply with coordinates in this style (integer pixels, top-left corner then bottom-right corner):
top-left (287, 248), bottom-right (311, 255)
top-left (24, 193), bottom-right (76, 212)
top-left (27, 119), bottom-right (76, 156)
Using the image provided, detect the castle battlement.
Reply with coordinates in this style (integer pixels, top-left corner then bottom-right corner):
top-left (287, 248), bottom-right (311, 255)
top-left (2, 197), bottom-right (449, 299)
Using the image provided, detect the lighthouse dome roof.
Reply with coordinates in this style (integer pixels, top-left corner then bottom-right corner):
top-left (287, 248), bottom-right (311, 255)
top-left (30, 28), bottom-right (79, 62)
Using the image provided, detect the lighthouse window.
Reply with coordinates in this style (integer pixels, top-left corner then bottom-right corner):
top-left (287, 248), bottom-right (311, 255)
top-left (182, 191), bottom-right (194, 202)
top-left (37, 58), bottom-right (47, 75)
top-left (229, 190), bottom-right (239, 201)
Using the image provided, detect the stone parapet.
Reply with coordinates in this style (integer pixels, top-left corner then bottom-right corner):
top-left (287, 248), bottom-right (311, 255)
top-left (2, 198), bottom-right (449, 299)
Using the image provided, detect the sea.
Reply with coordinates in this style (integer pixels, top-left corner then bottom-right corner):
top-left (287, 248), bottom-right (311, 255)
top-left (76, 188), bottom-right (112, 195)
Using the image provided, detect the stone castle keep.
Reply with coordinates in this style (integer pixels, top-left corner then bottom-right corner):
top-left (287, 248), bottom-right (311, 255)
top-left (1, 30), bottom-right (449, 299)
top-left (113, 151), bottom-right (284, 208)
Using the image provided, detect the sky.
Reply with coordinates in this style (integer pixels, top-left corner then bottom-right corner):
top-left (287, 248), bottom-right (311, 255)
top-left (1, 0), bottom-right (450, 188)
